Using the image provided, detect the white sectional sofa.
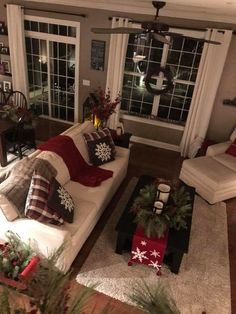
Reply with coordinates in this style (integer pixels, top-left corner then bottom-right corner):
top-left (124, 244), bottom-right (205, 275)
top-left (0, 121), bottom-right (130, 271)
top-left (179, 128), bottom-right (236, 204)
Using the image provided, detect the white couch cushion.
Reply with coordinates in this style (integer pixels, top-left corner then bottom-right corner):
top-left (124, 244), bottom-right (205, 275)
top-left (182, 156), bottom-right (236, 188)
top-left (230, 127), bottom-right (236, 142)
top-left (0, 209), bottom-right (71, 257)
top-left (64, 146), bottom-right (129, 212)
top-left (66, 121), bottom-right (96, 163)
top-left (0, 194), bottom-right (19, 221)
top-left (60, 197), bottom-right (98, 236)
top-left (36, 151), bottom-right (70, 186)
top-left (213, 153), bottom-right (236, 172)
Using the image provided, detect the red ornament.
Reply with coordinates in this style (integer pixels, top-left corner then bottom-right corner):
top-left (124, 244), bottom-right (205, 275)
top-left (128, 227), bottom-right (168, 275)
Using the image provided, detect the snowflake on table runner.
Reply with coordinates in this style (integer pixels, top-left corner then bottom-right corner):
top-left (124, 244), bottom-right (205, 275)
top-left (57, 186), bottom-right (74, 212)
top-left (141, 240), bottom-right (147, 246)
top-left (150, 249), bottom-right (161, 258)
top-left (95, 142), bottom-right (112, 161)
top-left (131, 247), bottom-right (149, 263)
top-left (148, 260), bottom-right (162, 271)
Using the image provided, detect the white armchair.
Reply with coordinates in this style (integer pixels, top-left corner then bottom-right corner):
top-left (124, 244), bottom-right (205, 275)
top-left (179, 128), bottom-right (236, 204)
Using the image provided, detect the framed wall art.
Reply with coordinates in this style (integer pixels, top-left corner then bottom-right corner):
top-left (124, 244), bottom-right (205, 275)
top-left (1, 46), bottom-right (9, 54)
top-left (91, 40), bottom-right (106, 71)
top-left (0, 64), bottom-right (4, 75)
top-left (3, 81), bottom-right (11, 92)
top-left (1, 60), bottom-right (11, 74)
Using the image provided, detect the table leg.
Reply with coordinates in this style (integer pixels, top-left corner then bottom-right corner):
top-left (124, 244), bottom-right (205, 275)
top-left (0, 133), bottom-right (7, 167)
top-left (115, 232), bottom-right (127, 254)
top-left (170, 251), bottom-right (184, 274)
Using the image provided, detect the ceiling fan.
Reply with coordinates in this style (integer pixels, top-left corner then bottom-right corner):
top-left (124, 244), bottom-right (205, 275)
top-left (91, 1), bottom-right (221, 45)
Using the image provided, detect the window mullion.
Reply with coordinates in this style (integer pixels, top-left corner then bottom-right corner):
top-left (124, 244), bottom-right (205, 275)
top-left (152, 37), bottom-right (170, 116)
top-left (47, 40), bottom-right (52, 118)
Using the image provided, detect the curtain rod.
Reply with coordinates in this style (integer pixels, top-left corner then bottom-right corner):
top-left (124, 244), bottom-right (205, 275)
top-left (4, 5), bottom-right (87, 18)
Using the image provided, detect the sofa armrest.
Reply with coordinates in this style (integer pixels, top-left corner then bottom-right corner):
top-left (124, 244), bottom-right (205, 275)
top-left (206, 141), bottom-right (231, 156)
top-left (115, 146), bottom-right (130, 159)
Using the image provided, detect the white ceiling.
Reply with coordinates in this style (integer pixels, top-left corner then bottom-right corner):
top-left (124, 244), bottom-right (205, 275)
top-left (25, 0), bottom-right (236, 24)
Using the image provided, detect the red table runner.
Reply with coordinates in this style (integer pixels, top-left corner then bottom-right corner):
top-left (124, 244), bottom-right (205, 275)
top-left (128, 227), bottom-right (168, 275)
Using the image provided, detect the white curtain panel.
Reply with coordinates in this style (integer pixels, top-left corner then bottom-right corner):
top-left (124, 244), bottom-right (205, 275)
top-left (7, 4), bottom-right (29, 102)
top-left (180, 29), bottom-right (232, 158)
top-left (106, 17), bottom-right (130, 129)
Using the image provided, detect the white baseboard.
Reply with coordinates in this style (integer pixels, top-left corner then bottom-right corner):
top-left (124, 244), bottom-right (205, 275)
top-left (131, 136), bottom-right (180, 152)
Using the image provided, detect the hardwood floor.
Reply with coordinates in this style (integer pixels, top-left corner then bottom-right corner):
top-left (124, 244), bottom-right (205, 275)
top-left (35, 120), bottom-right (236, 313)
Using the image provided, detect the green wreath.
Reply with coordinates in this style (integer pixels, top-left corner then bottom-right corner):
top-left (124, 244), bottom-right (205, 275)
top-left (145, 66), bottom-right (174, 95)
top-left (131, 184), bottom-right (192, 238)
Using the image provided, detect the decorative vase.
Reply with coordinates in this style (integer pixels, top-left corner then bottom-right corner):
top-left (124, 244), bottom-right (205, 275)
top-left (0, 256), bottom-right (40, 290)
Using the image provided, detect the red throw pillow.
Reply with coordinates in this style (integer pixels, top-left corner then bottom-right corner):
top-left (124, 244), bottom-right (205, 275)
top-left (226, 139), bottom-right (236, 157)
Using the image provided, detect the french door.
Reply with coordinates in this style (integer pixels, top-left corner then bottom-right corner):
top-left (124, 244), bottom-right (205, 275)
top-left (24, 16), bottom-right (80, 123)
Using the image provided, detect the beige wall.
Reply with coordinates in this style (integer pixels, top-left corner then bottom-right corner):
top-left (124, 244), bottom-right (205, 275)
top-left (123, 119), bottom-right (183, 145)
top-left (2, 1), bottom-right (236, 143)
top-left (207, 36), bottom-right (236, 142)
top-left (0, 1), bottom-right (12, 88)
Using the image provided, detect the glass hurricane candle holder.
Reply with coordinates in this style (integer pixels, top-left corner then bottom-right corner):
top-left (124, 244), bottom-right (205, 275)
top-left (153, 200), bottom-right (164, 214)
top-left (157, 183), bottom-right (171, 203)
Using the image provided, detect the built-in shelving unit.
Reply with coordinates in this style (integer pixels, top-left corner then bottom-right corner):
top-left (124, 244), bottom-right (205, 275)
top-left (0, 22), bottom-right (12, 91)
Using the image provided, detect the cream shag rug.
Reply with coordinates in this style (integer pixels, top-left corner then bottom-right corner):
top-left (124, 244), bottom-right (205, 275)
top-left (76, 177), bottom-right (231, 314)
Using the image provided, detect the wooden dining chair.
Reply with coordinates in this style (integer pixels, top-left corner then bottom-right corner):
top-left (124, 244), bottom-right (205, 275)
top-left (0, 88), bottom-right (6, 107)
top-left (5, 90), bottom-right (36, 161)
top-left (6, 90), bottom-right (27, 109)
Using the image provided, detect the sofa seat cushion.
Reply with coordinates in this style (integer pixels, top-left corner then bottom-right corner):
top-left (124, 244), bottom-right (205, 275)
top-left (182, 156), bottom-right (236, 189)
top-left (212, 153), bottom-right (236, 172)
top-left (60, 197), bottom-right (98, 237)
top-left (64, 147), bottom-right (129, 211)
top-left (0, 209), bottom-right (71, 258)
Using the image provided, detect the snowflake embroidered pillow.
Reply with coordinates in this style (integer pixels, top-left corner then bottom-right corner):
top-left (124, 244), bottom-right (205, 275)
top-left (47, 178), bottom-right (74, 223)
top-left (83, 128), bottom-right (116, 156)
top-left (86, 136), bottom-right (115, 166)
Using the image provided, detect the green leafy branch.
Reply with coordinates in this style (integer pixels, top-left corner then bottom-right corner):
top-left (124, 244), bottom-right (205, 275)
top-left (132, 184), bottom-right (192, 238)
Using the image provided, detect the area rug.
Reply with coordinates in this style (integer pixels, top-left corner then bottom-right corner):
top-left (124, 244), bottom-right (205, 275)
top-left (76, 177), bottom-right (231, 314)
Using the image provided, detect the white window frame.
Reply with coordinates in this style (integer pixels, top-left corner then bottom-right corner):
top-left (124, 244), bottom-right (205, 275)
top-left (121, 26), bottom-right (206, 130)
top-left (24, 15), bottom-right (80, 123)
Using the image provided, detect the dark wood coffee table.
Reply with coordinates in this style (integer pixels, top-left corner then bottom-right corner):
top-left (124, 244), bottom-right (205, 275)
top-left (115, 175), bottom-right (195, 274)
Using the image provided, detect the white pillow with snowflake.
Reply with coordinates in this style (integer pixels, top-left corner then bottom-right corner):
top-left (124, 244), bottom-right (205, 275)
top-left (86, 136), bottom-right (115, 166)
top-left (47, 178), bottom-right (74, 223)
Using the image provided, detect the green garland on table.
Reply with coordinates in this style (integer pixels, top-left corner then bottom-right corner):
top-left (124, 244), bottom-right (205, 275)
top-left (0, 231), bottom-right (35, 280)
top-left (131, 184), bottom-right (192, 238)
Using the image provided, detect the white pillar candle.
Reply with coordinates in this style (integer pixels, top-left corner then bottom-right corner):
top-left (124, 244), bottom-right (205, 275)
top-left (153, 200), bottom-right (164, 214)
top-left (157, 183), bottom-right (171, 203)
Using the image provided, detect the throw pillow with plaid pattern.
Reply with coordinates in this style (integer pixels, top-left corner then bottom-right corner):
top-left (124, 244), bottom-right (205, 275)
top-left (25, 171), bottom-right (64, 225)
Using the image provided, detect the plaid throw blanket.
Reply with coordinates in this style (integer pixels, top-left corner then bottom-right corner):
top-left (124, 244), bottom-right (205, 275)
top-left (39, 135), bottom-right (113, 187)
